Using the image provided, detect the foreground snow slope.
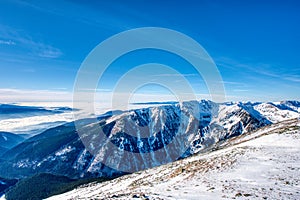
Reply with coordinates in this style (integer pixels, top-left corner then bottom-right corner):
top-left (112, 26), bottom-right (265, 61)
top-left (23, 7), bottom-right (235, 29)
top-left (48, 118), bottom-right (300, 200)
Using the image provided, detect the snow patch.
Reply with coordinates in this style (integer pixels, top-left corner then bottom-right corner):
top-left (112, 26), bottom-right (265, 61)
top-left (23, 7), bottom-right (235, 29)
top-left (47, 120), bottom-right (300, 200)
top-left (55, 146), bottom-right (75, 156)
top-left (0, 181), bottom-right (6, 185)
top-left (254, 103), bottom-right (299, 123)
top-left (2, 135), bottom-right (7, 141)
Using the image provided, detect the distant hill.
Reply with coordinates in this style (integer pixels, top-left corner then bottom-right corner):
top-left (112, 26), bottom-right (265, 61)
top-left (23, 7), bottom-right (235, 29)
top-left (5, 173), bottom-right (109, 200)
top-left (0, 104), bottom-right (74, 120)
top-left (0, 177), bottom-right (18, 197)
top-left (0, 104), bottom-right (71, 115)
top-left (0, 132), bottom-right (25, 155)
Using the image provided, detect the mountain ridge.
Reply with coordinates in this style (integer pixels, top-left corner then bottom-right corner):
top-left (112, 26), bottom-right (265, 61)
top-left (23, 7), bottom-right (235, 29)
top-left (47, 118), bottom-right (300, 199)
top-left (0, 100), bottom-right (298, 180)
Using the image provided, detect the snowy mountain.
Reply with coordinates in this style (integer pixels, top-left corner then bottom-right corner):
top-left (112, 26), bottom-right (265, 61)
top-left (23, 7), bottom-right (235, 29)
top-left (253, 102), bottom-right (299, 123)
top-left (47, 118), bottom-right (300, 200)
top-left (0, 100), bottom-right (299, 181)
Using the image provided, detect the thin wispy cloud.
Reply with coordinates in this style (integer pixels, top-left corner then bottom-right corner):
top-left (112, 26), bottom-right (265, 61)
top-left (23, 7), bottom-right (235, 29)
top-left (216, 57), bottom-right (300, 83)
top-left (77, 88), bottom-right (112, 92)
top-left (19, 37), bottom-right (63, 59)
top-left (0, 39), bottom-right (16, 45)
top-left (0, 88), bottom-right (72, 102)
top-left (21, 68), bottom-right (36, 73)
top-left (284, 75), bottom-right (300, 83)
top-left (218, 81), bottom-right (244, 85)
top-left (0, 24), bottom-right (62, 59)
top-left (232, 89), bottom-right (250, 92)
top-left (37, 47), bottom-right (62, 58)
top-left (152, 73), bottom-right (198, 77)
top-left (14, 0), bottom-right (139, 32)
top-left (0, 1), bottom-right (299, 103)
top-left (51, 87), bottom-right (68, 90)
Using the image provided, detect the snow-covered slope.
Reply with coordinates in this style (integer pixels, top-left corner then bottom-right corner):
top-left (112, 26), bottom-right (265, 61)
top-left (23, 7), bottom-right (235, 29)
top-left (0, 100), bottom-right (299, 180)
top-left (254, 102), bottom-right (299, 123)
top-left (47, 118), bottom-right (300, 200)
top-left (274, 100), bottom-right (300, 113)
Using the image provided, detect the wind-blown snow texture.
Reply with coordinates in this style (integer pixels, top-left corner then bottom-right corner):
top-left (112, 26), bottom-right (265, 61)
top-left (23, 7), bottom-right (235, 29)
top-left (47, 118), bottom-right (300, 200)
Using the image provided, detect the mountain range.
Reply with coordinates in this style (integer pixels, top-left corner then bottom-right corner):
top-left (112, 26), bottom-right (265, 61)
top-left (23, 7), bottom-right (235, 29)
top-left (48, 118), bottom-right (300, 199)
top-left (0, 100), bottom-right (299, 199)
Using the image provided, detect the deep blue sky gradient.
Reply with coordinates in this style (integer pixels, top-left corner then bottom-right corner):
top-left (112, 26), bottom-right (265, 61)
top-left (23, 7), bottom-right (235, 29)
top-left (0, 0), bottom-right (299, 101)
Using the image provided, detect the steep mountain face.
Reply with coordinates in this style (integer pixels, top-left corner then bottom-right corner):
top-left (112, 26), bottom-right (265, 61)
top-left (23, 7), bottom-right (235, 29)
top-left (0, 100), bottom-right (299, 180)
top-left (0, 119), bottom-right (110, 179)
top-left (47, 119), bottom-right (300, 200)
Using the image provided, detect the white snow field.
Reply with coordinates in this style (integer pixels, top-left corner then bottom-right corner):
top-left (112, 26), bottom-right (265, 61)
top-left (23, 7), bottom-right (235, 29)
top-left (48, 118), bottom-right (300, 200)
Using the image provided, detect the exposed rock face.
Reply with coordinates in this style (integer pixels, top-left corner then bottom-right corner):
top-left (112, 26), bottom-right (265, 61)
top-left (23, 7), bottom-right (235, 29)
top-left (0, 100), bottom-right (298, 179)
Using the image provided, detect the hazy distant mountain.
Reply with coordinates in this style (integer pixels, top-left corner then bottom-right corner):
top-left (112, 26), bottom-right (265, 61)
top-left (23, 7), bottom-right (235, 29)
top-left (0, 104), bottom-right (77, 136)
top-left (0, 104), bottom-right (72, 120)
top-left (0, 132), bottom-right (25, 155)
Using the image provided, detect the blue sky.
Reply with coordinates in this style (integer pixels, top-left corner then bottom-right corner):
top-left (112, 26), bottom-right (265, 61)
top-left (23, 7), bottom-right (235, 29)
top-left (0, 0), bottom-right (299, 102)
